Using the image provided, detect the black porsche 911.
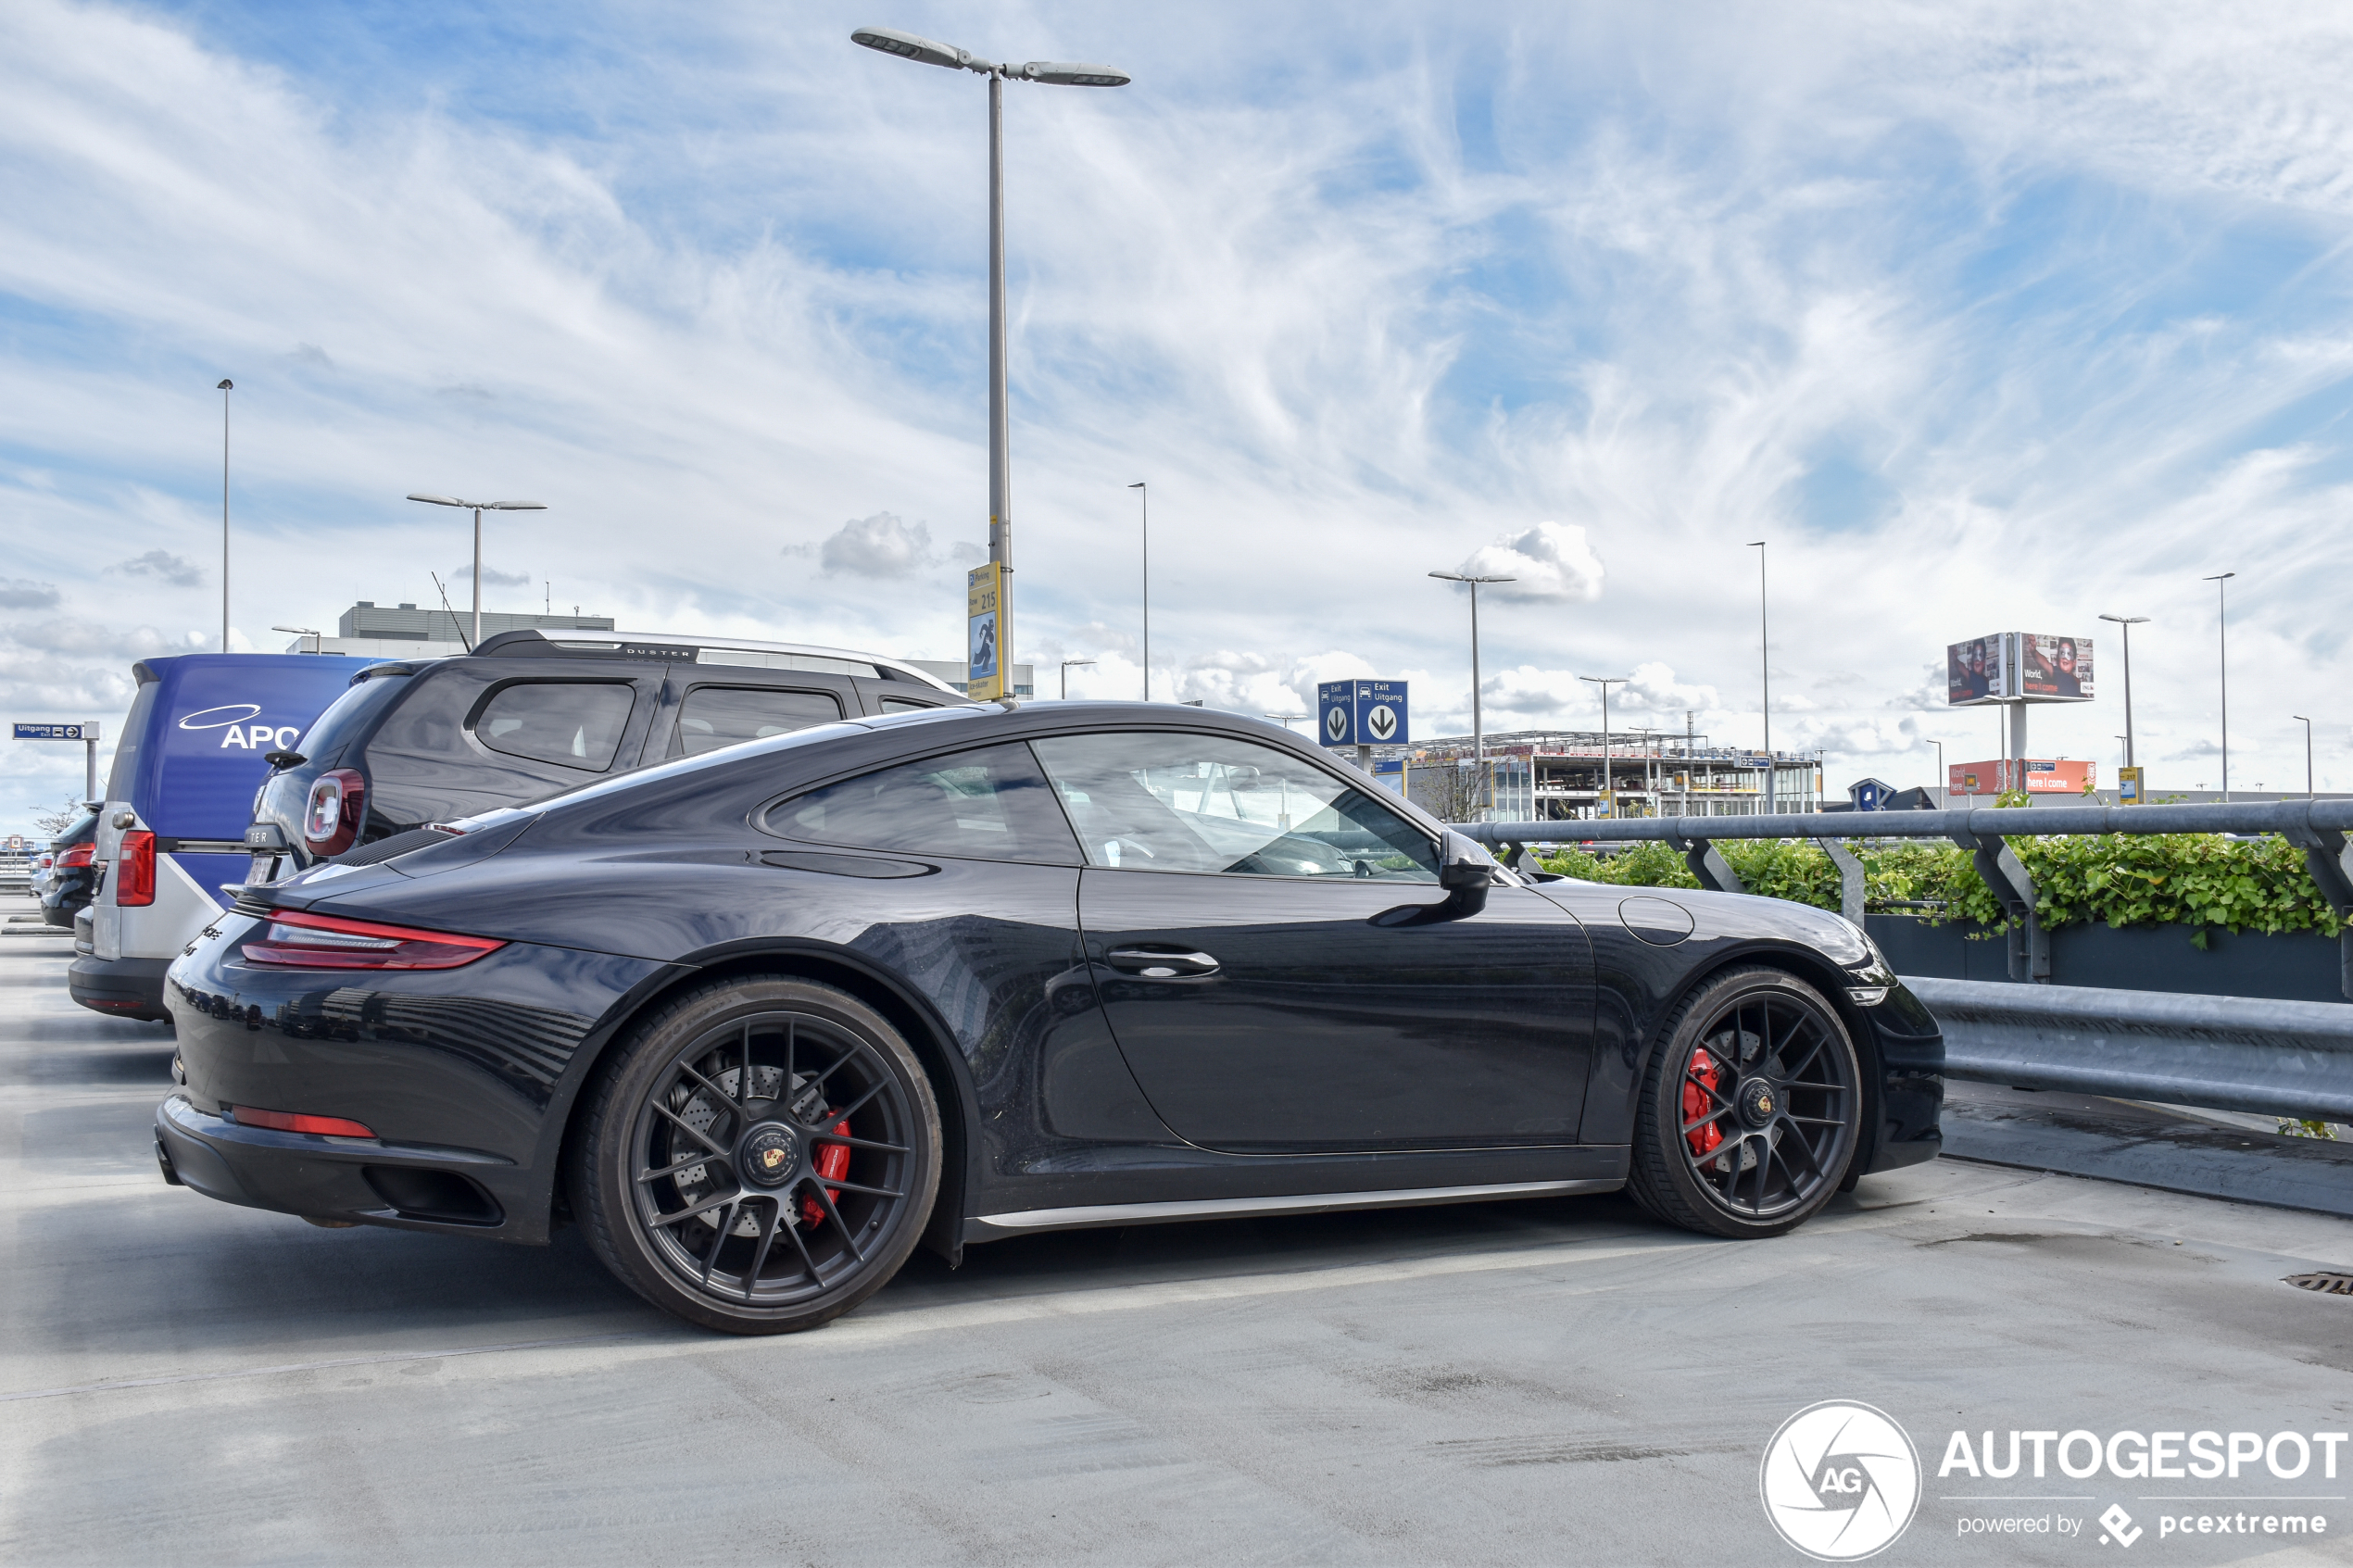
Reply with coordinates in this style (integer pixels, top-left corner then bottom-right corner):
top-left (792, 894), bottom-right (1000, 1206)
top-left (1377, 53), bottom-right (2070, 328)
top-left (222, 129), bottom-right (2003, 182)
top-left (156, 701), bottom-right (1942, 1334)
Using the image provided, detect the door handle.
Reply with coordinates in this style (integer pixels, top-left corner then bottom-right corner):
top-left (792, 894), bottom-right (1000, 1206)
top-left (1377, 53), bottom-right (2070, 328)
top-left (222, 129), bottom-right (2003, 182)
top-left (1105, 947), bottom-right (1221, 977)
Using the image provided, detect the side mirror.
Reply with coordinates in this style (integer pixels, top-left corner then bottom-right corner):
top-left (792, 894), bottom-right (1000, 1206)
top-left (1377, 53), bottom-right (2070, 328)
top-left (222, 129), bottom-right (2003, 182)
top-left (1438, 830), bottom-right (1502, 897)
top-left (1375, 831), bottom-right (1502, 927)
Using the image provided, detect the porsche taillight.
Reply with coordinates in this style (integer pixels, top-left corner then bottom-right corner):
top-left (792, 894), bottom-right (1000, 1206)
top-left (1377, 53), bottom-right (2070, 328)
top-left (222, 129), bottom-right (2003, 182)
top-left (115, 831), bottom-right (156, 907)
top-left (303, 768), bottom-right (368, 858)
top-left (241, 909), bottom-right (504, 971)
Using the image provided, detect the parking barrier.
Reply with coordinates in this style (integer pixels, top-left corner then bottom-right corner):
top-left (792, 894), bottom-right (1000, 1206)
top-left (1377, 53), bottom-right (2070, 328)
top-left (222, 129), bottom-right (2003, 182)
top-left (1904, 977), bottom-right (2353, 1125)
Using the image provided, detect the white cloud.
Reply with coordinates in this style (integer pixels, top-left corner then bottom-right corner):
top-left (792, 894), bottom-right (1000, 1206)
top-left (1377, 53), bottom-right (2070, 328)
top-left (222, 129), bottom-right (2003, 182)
top-left (1451, 522), bottom-right (1605, 604)
top-left (817, 513), bottom-right (939, 579)
top-left (0, 578), bottom-right (61, 609)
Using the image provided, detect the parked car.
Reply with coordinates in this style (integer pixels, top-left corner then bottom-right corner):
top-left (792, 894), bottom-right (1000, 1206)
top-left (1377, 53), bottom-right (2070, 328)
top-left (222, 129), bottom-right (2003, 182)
top-left (40, 809), bottom-right (99, 929)
top-left (156, 700), bottom-right (1944, 1336)
top-left (241, 629), bottom-right (970, 884)
top-left (73, 653), bottom-right (391, 1020)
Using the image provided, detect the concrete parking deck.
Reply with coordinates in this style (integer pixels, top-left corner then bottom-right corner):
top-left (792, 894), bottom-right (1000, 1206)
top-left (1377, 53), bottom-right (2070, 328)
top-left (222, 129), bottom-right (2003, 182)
top-left (4, 939), bottom-right (2350, 1565)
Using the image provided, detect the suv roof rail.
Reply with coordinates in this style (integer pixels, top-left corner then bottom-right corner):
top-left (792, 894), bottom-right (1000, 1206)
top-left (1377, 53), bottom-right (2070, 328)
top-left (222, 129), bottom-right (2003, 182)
top-left (467, 629), bottom-right (962, 694)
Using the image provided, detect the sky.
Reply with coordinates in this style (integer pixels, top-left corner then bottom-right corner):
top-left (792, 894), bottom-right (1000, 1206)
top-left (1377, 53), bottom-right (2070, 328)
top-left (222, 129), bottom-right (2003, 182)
top-left (6, 0), bottom-right (2353, 832)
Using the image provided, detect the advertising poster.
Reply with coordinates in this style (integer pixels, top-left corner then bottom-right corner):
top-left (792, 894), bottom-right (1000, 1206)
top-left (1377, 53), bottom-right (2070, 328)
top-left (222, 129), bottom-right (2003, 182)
top-left (2018, 632), bottom-right (2094, 700)
top-left (1944, 633), bottom-right (2006, 704)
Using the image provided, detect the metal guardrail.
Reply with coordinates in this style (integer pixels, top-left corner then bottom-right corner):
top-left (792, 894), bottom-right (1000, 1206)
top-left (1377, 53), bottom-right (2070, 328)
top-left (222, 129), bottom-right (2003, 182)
top-left (1462, 802), bottom-right (2353, 997)
top-left (1907, 977), bottom-right (2353, 1125)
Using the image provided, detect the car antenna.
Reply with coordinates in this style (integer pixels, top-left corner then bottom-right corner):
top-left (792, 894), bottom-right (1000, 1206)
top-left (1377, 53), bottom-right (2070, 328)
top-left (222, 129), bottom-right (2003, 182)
top-left (429, 571), bottom-right (474, 653)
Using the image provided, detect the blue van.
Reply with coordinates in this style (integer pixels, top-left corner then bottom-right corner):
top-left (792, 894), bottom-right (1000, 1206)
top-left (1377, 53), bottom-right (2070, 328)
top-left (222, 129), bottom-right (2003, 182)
top-left (70, 653), bottom-right (384, 1020)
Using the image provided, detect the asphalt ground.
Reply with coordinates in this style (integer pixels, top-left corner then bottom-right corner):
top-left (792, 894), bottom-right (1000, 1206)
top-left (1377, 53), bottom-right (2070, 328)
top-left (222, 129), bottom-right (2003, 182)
top-left (5, 934), bottom-right (2352, 1566)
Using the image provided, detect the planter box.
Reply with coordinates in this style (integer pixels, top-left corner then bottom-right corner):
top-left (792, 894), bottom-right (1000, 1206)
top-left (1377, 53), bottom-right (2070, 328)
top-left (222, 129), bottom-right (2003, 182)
top-left (1865, 914), bottom-right (2347, 1005)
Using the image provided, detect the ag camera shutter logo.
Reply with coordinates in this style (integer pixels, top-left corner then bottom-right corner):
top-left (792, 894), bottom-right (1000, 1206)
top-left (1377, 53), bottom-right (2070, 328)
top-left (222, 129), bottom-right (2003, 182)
top-left (1761, 1400), bottom-right (1921, 1561)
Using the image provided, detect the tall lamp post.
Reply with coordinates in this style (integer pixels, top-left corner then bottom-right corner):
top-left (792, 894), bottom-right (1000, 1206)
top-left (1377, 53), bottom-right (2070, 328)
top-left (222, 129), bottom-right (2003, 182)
top-left (2295, 715), bottom-right (2315, 799)
top-left (1580, 675), bottom-right (1629, 818)
top-left (850, 28), bottom-right (1130, 702)
top-left (1923, 736), bottom-right (1944, 808)
top-left (2098, 613), bottom-right (2148, 775)
top-left (1745, 540), bottom-right (1773, 812)
top-left (1059, 657), bottom-right (1095, 699)
top-left (1429, 570), bottom-right (1516, 815)
top-left (1127, 482), bottom-right (1150, 699)
top-left (2203, 572), bottom-right (2235, 801)
top-left (218, 379), bottom-right (233, 651)
top-left (406, 495), bottom-right (549, 646)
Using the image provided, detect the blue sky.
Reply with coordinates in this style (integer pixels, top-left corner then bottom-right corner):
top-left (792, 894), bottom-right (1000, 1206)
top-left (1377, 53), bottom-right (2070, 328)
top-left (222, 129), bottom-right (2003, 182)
top-left (6, 0), bottom-right (2353, 828)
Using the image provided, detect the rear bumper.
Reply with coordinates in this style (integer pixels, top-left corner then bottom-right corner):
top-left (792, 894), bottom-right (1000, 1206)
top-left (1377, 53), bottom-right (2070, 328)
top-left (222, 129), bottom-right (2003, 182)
top-left (69, 955), bottom-right (174, 1022)
top-left (154, 1093), bottom-right (532, 1239)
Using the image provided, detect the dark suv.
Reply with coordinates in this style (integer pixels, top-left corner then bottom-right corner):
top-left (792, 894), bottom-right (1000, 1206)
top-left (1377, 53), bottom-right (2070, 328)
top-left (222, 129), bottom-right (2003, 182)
top-left (244, 629), bottom-right (971, 881)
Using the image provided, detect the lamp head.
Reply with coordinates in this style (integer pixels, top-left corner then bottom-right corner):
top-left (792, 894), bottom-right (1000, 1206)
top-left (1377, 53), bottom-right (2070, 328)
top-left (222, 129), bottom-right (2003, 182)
top-left (849, 26), bottom-right (982, 70)
top-left (406, 493), bottom-right (467, 508)
top-left (1014, 60), bottom-right (1130, 86)
top-left (217, 379), bottom-right (233, 391)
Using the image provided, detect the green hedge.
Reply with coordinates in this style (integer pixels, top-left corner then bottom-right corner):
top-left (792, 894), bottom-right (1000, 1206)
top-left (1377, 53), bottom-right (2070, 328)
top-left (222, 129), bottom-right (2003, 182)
top-left (1540, 833), bottom-right (2344, 939)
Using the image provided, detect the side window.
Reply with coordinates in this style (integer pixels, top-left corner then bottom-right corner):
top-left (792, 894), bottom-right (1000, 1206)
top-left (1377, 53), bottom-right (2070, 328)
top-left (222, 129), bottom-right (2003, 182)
top-left (879, 697), bottom-right (936, 713)
top-left (671, 686), bottom-right (844, 758)
top-left (472, 683), bottom-right (636, 771)
top-left (1029, 733), bottom-right (1439, 881)
top-left (766, 742), bottom-right (1080, 865)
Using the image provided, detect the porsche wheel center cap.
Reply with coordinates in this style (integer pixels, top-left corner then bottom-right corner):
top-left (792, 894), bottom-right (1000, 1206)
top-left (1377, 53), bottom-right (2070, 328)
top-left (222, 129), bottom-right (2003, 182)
top-left (1739, 1081), bottom-right (1778, 1126)
top-left (740, 1124), bottom-right (799, 1187)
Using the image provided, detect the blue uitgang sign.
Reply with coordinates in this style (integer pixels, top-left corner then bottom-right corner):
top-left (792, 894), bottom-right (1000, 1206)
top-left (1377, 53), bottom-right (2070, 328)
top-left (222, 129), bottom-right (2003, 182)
top-left (1315, 681), bottom-right (1409, 748)
top-left (14, 722), bottom-right (94, 742)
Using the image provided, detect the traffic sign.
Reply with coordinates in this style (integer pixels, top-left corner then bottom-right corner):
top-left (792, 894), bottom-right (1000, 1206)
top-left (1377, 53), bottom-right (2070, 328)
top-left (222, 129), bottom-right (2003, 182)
top-left (13, 721), bottom-right (98, 742)
top-left (1315, 681), bottom-right (1409, 749)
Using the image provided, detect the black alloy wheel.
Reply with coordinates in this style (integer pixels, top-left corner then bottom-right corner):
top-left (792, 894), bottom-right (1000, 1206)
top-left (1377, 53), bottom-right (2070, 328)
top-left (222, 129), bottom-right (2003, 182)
top-left (573, 977), bottom-right (940, 1334)
top-left (1625, 967), bottom-right (1861, 1239)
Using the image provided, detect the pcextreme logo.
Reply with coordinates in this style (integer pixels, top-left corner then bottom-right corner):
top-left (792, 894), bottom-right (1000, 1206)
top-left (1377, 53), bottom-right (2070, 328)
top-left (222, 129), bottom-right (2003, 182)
top-left (1761, 1400), bottom-right (1923, 1561)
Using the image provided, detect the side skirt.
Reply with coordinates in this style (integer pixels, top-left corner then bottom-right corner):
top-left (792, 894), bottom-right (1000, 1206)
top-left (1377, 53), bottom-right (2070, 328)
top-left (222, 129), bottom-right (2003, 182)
top-left (967, 1178), bottom-right (1623, 1240)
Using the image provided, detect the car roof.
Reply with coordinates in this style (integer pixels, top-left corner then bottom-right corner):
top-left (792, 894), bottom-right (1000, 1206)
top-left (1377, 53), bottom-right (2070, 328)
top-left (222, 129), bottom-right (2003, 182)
top-left (456, 629), bottom-right (962, 693)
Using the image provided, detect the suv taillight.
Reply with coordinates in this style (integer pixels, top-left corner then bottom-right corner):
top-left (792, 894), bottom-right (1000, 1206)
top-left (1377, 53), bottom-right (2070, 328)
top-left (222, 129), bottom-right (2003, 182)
top-left (59, 843), bottom-right (94, 869)
top-left (303, 768), bottom-right (368, 857)
top-left (115, 831), bottom-right (156, 906)
top-left (242, 909), bottom-right (504, 971)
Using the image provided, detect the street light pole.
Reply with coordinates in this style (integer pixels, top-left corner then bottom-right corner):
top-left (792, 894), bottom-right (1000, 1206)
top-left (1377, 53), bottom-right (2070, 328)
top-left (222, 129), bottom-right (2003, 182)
top-left (1745, 540), bottom-right (1773, 812)
top-left (2203, 572), bottom-right (2235, 801)
top-left (1580, 675), bottom-right (1629, 818)
top-left (851, 28), bottom-right (1129, 705)
top-left (1059, 657), bottom-right (1095, 699)
top-left (1128, 482), bottom-right (1149, 699)
top-left (1924, 737), bottom-right (1944, 808)
top-left (218, 379), bottom-right (233, 651)
top-left (2295, 714), bottom-right (2314, 799)
top-left (1429, 570), bottom-right (1516, 815)
top-left (2098, 613), bottom-right (2148, 769)
top-left (405, 495), bottom-right (549, 646)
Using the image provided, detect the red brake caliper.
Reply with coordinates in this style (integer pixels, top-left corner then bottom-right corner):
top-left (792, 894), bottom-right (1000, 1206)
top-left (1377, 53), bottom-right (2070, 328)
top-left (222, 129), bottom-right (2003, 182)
top-left (801, 1115), bottom-right (850, 1227)
top-left (1682, 1048), bottom-right (1723, 1159)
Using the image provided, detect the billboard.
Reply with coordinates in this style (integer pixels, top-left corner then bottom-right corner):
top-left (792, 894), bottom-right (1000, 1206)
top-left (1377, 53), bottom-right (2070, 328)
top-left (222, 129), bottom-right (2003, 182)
top-left (1945, 633), bottom-right (2005, 705)
top-left (2017, 633), bottom-right (2093, 700)
top-left (1949, 759), bottom-right (2097, 797)
top-left (1945, 633), bottom-right (2093, 704)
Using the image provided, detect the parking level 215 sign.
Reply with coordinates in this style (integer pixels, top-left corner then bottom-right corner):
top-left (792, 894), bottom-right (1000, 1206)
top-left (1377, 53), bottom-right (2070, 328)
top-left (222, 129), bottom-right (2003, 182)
top-left (1316, 681), bottom-right (1409, 748)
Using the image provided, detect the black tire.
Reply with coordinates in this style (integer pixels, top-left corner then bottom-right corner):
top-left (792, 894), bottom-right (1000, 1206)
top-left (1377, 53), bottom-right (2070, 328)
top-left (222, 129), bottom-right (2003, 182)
top-left (1624, 966), bottom-right (1861, 1240)
top-left (571, 976), bottom-right (940, 1335)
